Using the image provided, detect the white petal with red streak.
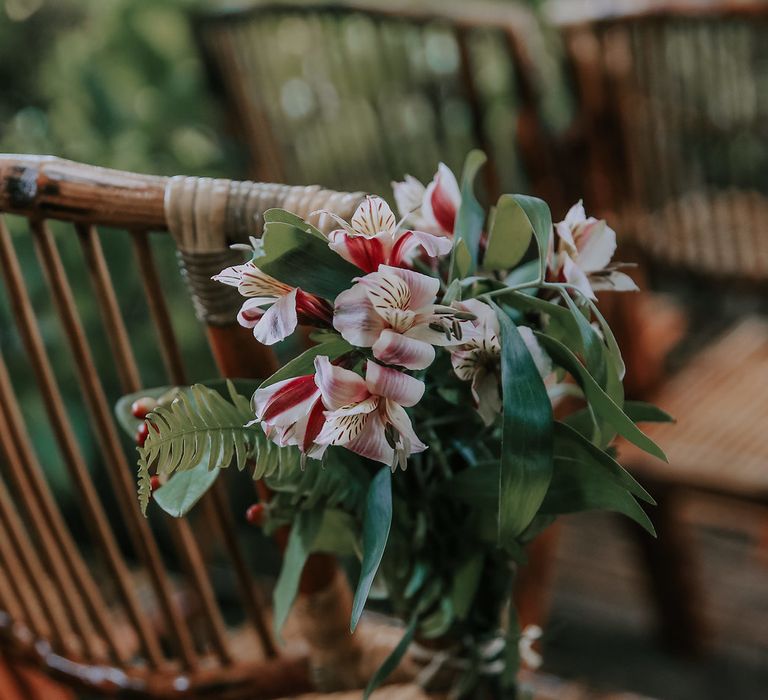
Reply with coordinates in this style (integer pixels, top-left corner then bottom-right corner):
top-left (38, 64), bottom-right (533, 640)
top-left (390, 229), bottom-right (452, 265)
top-left (328, 229), bottom-right (389, 272)
top-left (313, 355), bottom-right (369, 410)
top-left (333, 282), bottom-right (388, 347)
top-left (251, 288), bottom-right (299, 344)
top-left (236, 297), bottom-right (272, 328)
top-left (423, 163), bottom-right (461, 234)
top-left (372, 329), bottom-right (436, 370)
top-left (344, 411), bottom-right (394, 465)
top-left (383, 400), bottom-right (427, 455)
top-left (364, 360), bottom-right (425, 407)
top-left (252, 376), bottom-right (319, 425)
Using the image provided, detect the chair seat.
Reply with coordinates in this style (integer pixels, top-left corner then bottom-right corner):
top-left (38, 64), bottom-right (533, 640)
top-left (620, 317), bottom-right (768, 500)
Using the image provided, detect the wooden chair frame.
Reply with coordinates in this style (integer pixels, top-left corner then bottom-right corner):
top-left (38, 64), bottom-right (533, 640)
top-left (0, 154), bottom-right (363, 698)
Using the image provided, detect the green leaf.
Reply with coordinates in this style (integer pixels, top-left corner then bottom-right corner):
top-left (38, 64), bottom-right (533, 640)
top-left (540, 456), bottom-right (655, 535)
top-left (116, 380), bottom-right (262, 440)
top-left (554, 421), bottom-right (654, 504)
top-left (255, 218), bottom-right (360, 299)
top-left (454, 238), bottom-right (472, 279)
top-left (585, 297), bottom-right (626, 380)
top-left (559, 289), bottom-right (608, 389)
top-left (351, 467), bottom-right (392, 632)
top-left (509, 195), bottom-right (552, 280)
top-left (442, 278), bottom-right (462, 305)
top-left (449, 150), bottom-right (486, 280)
top-left (136, 382), bottom-right (294, 515)
top-left (263, 207), bottom-right (326, 241)
top-left (623, 401), bottom-right (675, 424)
top-left (363, 615), bottom-right (417, 700)
top-left (272, 508), bottom-right (323, 640)
top-left (537, 333), bottom-right (667, 462)
top-left (451, 553), bottom-right (484, 620)
top-left (484, 194), bottom-right (534, 271)
top-left (152, 461), bottom-right (221, 518)
top-left (311, 509), bottom-right (358, 556)
top-left (260, 336), bottom-right (353, 388)
top-left (495, 303), bottom-right (554, 544)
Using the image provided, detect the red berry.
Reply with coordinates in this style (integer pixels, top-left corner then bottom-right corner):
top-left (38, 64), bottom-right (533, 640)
top-left (246, 503), bottom-right (266, 526)
top-left (150, 475), bottom-right (161, 492)
top-left (131, 397), bottom-right (158, 419)
top-left (135, 421), bottom-right (150, 447)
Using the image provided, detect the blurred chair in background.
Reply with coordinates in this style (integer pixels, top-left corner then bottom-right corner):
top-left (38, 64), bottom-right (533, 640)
top-left (553, 0), bottom-right (768, 653)
top-left (0, 154), bottom-right (369, 698)
top-left (191, 0), bottom-right (568, 210)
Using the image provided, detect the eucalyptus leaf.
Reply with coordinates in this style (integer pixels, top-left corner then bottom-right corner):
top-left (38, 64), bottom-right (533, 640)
top-left (484, 194), bottom-right (534, 271)
top-left (495, 303), bottom-right (554, 545)
top-left (449, 150), bottom-right (486, 280)
top-left (152, 461), bottom-right (220, 518)
top-left (351, 467), bottom-right (392, 632)
top-left (272, 508), bottom-right (323, 640)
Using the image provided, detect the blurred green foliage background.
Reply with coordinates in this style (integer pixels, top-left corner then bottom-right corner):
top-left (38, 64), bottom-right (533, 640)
top-left (1, 0), bottom-right (239, 175)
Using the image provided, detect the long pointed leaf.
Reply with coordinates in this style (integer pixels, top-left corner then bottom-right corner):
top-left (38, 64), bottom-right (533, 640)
top-left (272, 508), bottom-right (323, 640)
top-left (495, 303), bottom-right (554, 545)
top-left (351, 467), bottom-right (392, 632)
top-left (449, 150), bottom-right (486, 280)
top-left (363, 615), bottom-right (417, 700)
top-left (537, 333), bottom-right (667, 461)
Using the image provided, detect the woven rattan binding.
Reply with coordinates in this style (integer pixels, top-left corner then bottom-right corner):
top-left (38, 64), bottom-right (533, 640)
top-left (164, 176), bottom-right (362, 325)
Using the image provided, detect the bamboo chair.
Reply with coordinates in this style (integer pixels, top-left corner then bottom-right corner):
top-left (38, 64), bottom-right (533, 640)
top-left (552, 0), bottom-right (768, 652)
top-left (191, 0), bottom-right (566, 209)
top-left (0, 154), bottom-right (375, 698)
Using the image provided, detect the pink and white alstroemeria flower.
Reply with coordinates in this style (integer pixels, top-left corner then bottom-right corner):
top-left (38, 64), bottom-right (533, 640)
top-left (334, 265), bottom-right (474, 371)
top-left (548, 201), bottom-right (638, 300)
top-left (323, 195), bottom-right (452, 273)
top-left (251, 373), bottom-right (327, 458)
top-left (314, 356), bottom-right (426, 469)
top-left (392, 163), bottom-right (461, 237)
top-left (213, 261), bottom-right (332, 345)
top-left (449, 300), bottom-right (551, 426)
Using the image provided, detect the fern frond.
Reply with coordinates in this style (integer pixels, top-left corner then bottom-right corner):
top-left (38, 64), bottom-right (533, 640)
top-left (136, 381), bottom-right (299, 515)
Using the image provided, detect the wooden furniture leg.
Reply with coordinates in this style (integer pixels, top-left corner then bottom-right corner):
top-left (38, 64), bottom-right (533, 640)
top-left (625, 483), bottom-right (708, 655)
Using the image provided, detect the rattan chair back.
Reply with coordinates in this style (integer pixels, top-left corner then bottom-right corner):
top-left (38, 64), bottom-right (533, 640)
top-left (0, 154), bottom-right (361, 698)
top-left (192, 0), bottom-right (564, 207)
top-left (555, 1), bottom-right (768, 281)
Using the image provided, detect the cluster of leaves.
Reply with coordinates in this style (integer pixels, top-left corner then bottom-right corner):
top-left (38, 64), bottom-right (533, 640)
top-left (116, 150), bottom-right (671, 696)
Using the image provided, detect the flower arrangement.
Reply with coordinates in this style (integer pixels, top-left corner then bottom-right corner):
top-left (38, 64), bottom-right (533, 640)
top-left (118, 152), bottom-right (669, 697)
